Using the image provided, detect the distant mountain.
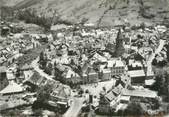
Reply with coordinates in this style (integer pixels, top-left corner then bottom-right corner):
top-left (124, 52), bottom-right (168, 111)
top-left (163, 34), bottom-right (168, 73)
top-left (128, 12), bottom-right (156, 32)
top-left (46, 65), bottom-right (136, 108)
top-left (1, 0), bottom-right (169, 26)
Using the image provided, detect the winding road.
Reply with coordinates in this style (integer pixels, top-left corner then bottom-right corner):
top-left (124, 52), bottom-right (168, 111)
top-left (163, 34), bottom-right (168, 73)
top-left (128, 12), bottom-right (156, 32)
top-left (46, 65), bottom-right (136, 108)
top-left (31, 57), bottom-right (84, 117)
top-left (31, 57), bottom-right (53, 80)
top-left (147, 39), bottom-right (165, 75)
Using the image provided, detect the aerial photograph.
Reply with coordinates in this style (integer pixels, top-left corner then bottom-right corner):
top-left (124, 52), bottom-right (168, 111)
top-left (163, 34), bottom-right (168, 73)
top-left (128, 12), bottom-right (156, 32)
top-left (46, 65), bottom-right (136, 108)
top-left (0, 0), bottom-right (169, 117)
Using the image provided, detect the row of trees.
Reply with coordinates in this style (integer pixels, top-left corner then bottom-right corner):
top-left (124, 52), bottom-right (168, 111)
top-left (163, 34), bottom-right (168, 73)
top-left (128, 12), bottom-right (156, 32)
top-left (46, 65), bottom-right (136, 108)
top-left (39, 52), bottom-right (54, 75)
top-left (167, 44), bottom-right (169, 62)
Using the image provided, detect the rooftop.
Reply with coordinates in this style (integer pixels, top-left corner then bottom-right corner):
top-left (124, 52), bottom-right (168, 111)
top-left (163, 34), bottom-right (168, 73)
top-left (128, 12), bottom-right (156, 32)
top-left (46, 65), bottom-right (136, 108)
top-left (0, 66), bottom-right (7, 73)
top-left (0, 81), bottom-right (23, 94)
top-left (107, 59), bottom-right (125, 68)
top-left (128, 70), bottom-right (154, 77)
top-left (128, 70), bottom-right (145, 77)
top-left (122, 89), bottom-right (158, 98)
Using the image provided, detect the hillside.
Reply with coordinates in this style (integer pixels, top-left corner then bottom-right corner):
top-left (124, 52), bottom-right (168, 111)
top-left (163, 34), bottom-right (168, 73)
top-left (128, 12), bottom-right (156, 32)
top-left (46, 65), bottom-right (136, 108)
top-left (1, 0), bottom-right (169, 26)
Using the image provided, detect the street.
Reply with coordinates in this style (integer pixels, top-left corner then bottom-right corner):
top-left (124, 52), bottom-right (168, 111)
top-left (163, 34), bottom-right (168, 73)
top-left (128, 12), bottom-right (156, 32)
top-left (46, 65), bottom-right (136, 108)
top-left (63, 97), bottom-right (84, 117)
top-left (31, 57), bottom-right (53, 80)
top-left (147, 39), bottom-right (165, 74)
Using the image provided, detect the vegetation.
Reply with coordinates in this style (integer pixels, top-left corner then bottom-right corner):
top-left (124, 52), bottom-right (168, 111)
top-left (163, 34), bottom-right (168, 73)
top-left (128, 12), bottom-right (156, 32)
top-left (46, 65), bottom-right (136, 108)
top-left (44, 62), bottom-right (53, 75)
top-left (167, 44), bottom-right (169, 62)
top-left (16, 8), bottom-right (73, 30)
top-left (39, 51), bottom-right (47, 69)
top-left (152, 58), bottom-right (168, 67)
top-left (32, 83), bottom-right (53, 111)
top-left (16, 9), bottom-right (52, 30)
top-left (37, 83), bottom-right (53, 103)
top-left (122, 102), bottom-right (145, 116)
top-left (18, 44), bottom-right (47, 67)
top-left (151, 72), bottom-right (169, 102)
top-left (39, 51), bottom-right (53, 75)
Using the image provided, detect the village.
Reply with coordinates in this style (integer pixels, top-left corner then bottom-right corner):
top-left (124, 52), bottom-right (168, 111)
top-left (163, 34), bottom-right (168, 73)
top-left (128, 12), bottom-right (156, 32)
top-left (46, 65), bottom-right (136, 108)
top-left (1, 19), bottom-right (169, 117)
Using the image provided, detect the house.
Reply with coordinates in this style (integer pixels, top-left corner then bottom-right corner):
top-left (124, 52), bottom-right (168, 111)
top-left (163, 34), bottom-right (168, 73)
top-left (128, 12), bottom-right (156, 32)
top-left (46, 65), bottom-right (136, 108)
top-left (1, 26), bottom-right (10, 36)
top-left (0, 56), bottom-right (6, 65)
top-left (119, 95), bottom-right (130, 104)
top-left (107, 59), bottom-right (125, 76)
top-left (50, 84), bottom-right (71, 108)
top-left (128, 70), bottom-right (154, 85)
top-left (124, 45), bottom-right (138, 54)
top-left (46, 50), bottom-right (56, 60)
top-left (20, 64), bottom-right (34, 81)
top-left (82, 73), bottom-right (88, 84)
top-left (86, 66), bottom-right (99, 83)
top-left (81, 61), bottom-right (99, 84)
top-left (0, 66), bottom-right (9, 91)
top-left (128, 59), bottom-right (143, 71)
top-left (6, 69), bottom-right (16, 82)
top-left (105, 91), bottom-right (116, 102)
top-left (62, 68), bottom-right (81, 84)
top-left (0, 81), bottom-right (24, 95)
top-left (112, 84), bottom-right (123, 96)
top-left (99, 69), bottom-right (111, 81)
top-left (98, 83), bottom-right (124, 114)
top-left (98, 94), bottom-right (114, 114)
top-left (128, 70), bottom-right (146, 85)
top-left (25, 72), bottom-right (45, 86)
top-left (91, 53), bottom-right (107, 62)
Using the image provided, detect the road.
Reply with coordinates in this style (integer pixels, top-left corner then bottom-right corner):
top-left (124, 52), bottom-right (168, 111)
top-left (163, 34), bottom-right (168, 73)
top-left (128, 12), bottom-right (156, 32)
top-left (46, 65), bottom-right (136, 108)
top-left (147, 39), bottom-right (165, 74)
top-left (31, 57), bottom-right (84, 117)
top-left (31, 57), bottom-right (53, 80)
top-left (63, 97), bottom-right (84, 117)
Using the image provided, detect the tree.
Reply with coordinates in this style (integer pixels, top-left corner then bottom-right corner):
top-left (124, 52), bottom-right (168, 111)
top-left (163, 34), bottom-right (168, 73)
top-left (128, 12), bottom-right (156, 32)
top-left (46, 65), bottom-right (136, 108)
top-left (106, 43), bottom-right (115, 54)
top-left (164, 72), bottom-right (169, 102)
top-left (39, 51), bottom-right (44, 62)
top-left (167, 44), bottom-right (169, 62)
top-left (36, 83), bottom-right (53, 103)
top-left (151, 72), bottom-right (169, 102)
top-left (15, 67), bottom-right (21, 78)
top-left (45, 62), bottom-right (53, 75)
top-left (39, 52), bottom-right (47, 69)
top-left (123, 102), bottom-right (144, 116)
top-left (151, 74), bottom-right (165, 94)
